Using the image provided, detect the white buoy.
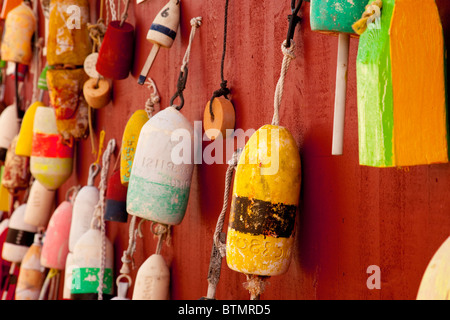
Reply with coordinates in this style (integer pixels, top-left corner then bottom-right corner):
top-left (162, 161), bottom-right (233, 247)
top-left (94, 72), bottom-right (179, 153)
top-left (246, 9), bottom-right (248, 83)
top-left (132, 254), bottom-right (170, 300)
top-left (24, 179), bottom-right (55, 228)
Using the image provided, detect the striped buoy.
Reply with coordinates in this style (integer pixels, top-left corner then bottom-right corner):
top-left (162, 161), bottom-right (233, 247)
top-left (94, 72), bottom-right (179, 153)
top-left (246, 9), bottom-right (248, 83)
top-left (126, 106), bottom-right (194, 225)
top-left (23, 179), bottom-right (55, 228)
top-left (30, 106), bottom-right (74, 190)
top-left (0, 104), bottom-right (20, 162)
top-left (68, 163), bottom-right (99, 252)
top-left (132, 254), bottom-right (170, 300)
top-left (40, 200), bottom-right (73, 270)
top-left (2, 204), bottom-right (38, 263)
top-left (15, 101), bottom-right (46, 157)
top-left (15, 233), bottom-right (46, 300)
top-left (120, 110), bottom-right (149, 186)
top-left (226, 125), bottom-right (301, 277)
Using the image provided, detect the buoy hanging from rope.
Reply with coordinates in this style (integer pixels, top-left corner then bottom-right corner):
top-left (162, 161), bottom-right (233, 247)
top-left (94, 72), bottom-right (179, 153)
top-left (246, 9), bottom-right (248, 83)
top-left (68, 163), bottom-right (100, 252)
top-left (120, 77), bottom-right (159, 186)
top-left (0, 2), bottom-right (36, 66)
top-left (15, 101), bottom-right (46, 157)
top-left (0, 104), bottom-right (20, 163)
top-left (137, 0), bottom-right (181, 85)
top-left (46, 0), bottom-right (92, 66)
top-left (225, 3), bottom-right (302, 300)
top-left (127, 17), bottom-right (202, 226)
top-left (1, 135), bottom-right (31, 194)
top-left (24, 179), bottom-right (55, 228)
top-left (30, 106), bottom-right (74, 190)
top-left (203, 0), bottom-right (235, 140)
top-left (15, 233), bottom-right (46, 300)
top-left (132, 252), bottom-right (170, 300)
top-left (2, 204), bottom-right (38, 263)
top-left (104, 169), bottom-right (128, 223)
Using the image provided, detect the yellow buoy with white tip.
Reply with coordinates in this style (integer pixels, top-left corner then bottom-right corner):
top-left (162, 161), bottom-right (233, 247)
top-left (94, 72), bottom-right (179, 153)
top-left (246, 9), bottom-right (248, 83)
top-left (15, 101), bottom-right (46, 157)
top-left (226, 124), bottom-right (301, 276)
top-left (132, 254), bottom-right (170, 300)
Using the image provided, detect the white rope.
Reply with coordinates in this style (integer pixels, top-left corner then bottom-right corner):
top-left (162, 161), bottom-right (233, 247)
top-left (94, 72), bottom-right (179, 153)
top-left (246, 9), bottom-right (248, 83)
top-left (144, 77), bottom-right (160, 118)
top-left (180, 17), bottom-right (202, 72)
top-left (272, 40), bottom-right (296, 126)
top-left (94, 138), bottom-right (116, 300)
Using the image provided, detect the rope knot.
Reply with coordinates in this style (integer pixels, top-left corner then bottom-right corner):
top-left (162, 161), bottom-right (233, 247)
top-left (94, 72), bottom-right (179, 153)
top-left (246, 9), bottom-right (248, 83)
top-left (281, 39), bottom-right (296, 60)
top-left (352, 0), bottom-right (383, 35)
top-left (190, 16), bottom-right (202, 28)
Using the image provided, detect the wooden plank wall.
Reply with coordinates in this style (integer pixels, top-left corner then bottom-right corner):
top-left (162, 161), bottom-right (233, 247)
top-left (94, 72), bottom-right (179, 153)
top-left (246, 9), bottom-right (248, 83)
top-left (4, 0), bottom-right (450, 300)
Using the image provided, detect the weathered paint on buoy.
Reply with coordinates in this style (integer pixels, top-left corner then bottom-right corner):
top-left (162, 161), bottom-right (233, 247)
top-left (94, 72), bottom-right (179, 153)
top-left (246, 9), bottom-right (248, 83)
top-left (47, 0), bottom-right (91, 66)
top-left (127, 107), bottom-right (194, 225)
top-left (105, 169), bottom-right (128, 223)
top-left (132, 254), bottom-right (170, 300)
top-left (15, 234), bottom-right (46, 300)
top-left (68, 165), bottom-right (99, 251)
top-left (226, 125), bottom-right (301, 276)
top-left (0, 3), bottom-right (36, 65)
top-left (24, 179), bottom-right (55, 228)
top-left (417, 236), bottom-right (450, 300)
top-left (2, 135), bottom-right (31, 194)
top-left (203, 97), bottom-right (235, 140)
top-left (30, 106), bottom-right (74, 190)
top-left (120, 109), bottom-right (149, 186)
top-left (41, 200), bottom-right (73, 270)
top-left (15, 102), bottom-right (46, 157)
top-left (71, 228), bottom-right (114, 300)
top-left (2, 204), bottom-right (38, 263)
top-left (96, 20), bottom-right (135, 80)
top-left (83, 78), bottom-right (111, 109)
top-left (0, 104), bottom-right (20, 162)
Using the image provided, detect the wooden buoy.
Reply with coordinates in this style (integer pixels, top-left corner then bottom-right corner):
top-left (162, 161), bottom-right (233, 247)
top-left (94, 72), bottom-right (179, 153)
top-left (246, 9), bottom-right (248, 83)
top-left (40, 200), bottom-right (73, 270)
top-left (417, 237), bottom-right (450, 300)
top-left (47, 0), bottom-right (91, 66)
top-left (15, 101), bottom-right (46, 157)
top-left (71, 228), bottom-right (114, 300)
top-left (137, 0), bottom-right (180, 85)
top-left (15, 233), bottom-right (46, 300)
top-left (127, 106), bottom-right (194, 225)
top-left (2, 204), bottom-right (38, 263)
top-left (23, 179), bottom-right (55, 228)
top-left (310, 0), bottom-right (366, 155)
top-left (1, 135), bottom-right (31, 194)
top-left (226, 125), bottom-right (301, 276)
top-left (203, 97), bottom-right (235, 140)
top-left (120, 109), bottom-right (149, 186)
top-left (132, 254), bottom-right (170, 300)
top-left (0, 0), bottom-right (22, 19)
top-left (30, 106), bottom-right (74, 190)
top-left (96, 20), bottom-right (135, 80)
top-left (0, 104), bottom-right (20, 162)
top-left (68, 164), bottom-right (99, 252)
top-left (0, 2), bottom-right (36, 65)
top-left (105, 169), bottom-right (128, 223)
top-left (83, 78), bottom-right (111, 109)
top-left (357, 0), bottom-right (449, 167)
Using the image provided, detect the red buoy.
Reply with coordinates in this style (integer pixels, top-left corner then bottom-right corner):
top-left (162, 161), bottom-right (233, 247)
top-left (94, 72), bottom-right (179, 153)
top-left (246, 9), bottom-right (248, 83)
top-left (96, 21), bottom-right (134, 80)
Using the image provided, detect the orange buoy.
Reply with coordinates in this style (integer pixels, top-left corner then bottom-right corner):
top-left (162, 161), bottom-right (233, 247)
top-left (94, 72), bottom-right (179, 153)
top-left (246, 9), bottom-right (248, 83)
top-left (40, 200), bottom-right (73, 270)
top-left (30, 106), bottom-right (74, 190)
top-left (96, 20), bottom-right (135, 80)
top-left (68, 163), bottom-right (100, 252)
top-left (2, 204), bottom-right (38, 263)
top-left (0, 2), bottom-right (36, 65)
top-left (15, 233), bottom-right (46, 300)
top-left (203, 96), bottom-right (235, 140)
top-left (23, 179), bottom-right (55, 228)
top-left (83, 78), bottom-right (111, 109)
top-left (132, 254), bottom-right (170, 300)
top-left (1, 135), bottom-right (31, 194)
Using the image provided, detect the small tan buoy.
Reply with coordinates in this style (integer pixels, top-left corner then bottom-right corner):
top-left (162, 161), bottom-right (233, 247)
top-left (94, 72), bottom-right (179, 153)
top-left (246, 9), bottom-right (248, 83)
top-left (132, 254), bottom-right (170, 300)
top-left (83, 78), bottom-right (111, 109)
top-left (203, 96), bottom-right (235, 140)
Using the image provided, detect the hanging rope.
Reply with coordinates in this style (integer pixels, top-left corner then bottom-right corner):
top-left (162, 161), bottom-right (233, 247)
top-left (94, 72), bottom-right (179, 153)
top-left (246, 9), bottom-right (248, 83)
top-left (271, 40), bottom-right (296, 126)
top-left (151, 222), bottom-right (171, 255)
top-left (119, 0), bottom-right (131, 27)
top-left (93, 138), bottom-right (116, 300)
top-left (144, 77), bottom-right (160, 118)
top-left (208, 0), bottom-right (231, 121)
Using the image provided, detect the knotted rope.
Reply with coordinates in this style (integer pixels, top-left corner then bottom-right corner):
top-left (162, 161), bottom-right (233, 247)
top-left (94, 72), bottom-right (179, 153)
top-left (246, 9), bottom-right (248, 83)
top-left (180, 17), bottom-right (203, 73)
top-left (352, 0), bottom-right (383, 35)
top-left (144, 77), bottom-right (160, 118)
top-left (272, 40), bottom-right (296, 126)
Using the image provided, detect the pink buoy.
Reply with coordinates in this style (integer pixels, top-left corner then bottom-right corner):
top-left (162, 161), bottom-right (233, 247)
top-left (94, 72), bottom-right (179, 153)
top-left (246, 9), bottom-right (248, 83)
top-left (96, 21), bottom-right (134, 80)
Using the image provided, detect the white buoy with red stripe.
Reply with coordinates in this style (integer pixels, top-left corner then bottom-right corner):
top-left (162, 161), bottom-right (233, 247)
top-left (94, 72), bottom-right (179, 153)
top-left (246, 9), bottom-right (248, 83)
top-left (15, 233), bottom-right (46, 300)
top-left (41, 197), bottom-right (74, 270)
top-left (68, 163), bottom-right (100, 252)
top-left (132, 253), bottom-right (170, 300)
top-left (24, 179), bottom-right (55, 228)
top-left (2, 204), bottom-right (38, 263)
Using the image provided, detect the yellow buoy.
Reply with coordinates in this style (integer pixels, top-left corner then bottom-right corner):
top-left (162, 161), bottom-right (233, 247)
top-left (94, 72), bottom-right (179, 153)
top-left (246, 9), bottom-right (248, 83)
top-left (226, 124), bottom-right (301, 276)
top-left (15, 102), bottom-right (46, 157)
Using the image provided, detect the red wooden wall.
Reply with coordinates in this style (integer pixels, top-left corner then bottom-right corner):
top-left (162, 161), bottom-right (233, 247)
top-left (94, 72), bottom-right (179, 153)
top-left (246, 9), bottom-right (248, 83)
top-left (5, 0), bottom-right (450, 300)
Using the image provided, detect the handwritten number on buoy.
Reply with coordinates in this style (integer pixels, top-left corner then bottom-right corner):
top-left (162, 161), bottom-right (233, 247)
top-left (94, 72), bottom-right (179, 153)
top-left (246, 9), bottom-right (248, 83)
top-left (161, 8), bottom-right (169, 17)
